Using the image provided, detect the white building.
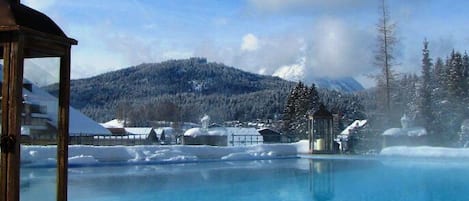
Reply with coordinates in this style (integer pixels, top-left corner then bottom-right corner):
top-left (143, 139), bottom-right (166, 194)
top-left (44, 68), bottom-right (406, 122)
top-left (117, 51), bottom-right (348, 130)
top-left (1, 75), bottom-right (111, 144)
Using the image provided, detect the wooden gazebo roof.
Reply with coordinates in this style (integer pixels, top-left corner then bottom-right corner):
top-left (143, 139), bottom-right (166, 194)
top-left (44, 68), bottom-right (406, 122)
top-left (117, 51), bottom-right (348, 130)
top-left (0, 0), bottom-right (77, 58)
top-left (313, 104), bottom-right (333, 119)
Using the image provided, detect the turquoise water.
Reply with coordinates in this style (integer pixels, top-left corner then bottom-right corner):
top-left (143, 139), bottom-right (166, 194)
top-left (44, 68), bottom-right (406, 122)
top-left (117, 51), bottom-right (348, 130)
top-left (20, 157), bottom-right (469, 201)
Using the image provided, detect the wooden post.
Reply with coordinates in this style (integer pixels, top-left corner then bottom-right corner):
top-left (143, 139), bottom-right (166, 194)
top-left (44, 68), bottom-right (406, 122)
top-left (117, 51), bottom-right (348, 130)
top-left (57, 48), bottom-right (71, 201)
top-left (1, 34), bottom-right (24, 201)
top-left (7, 0), bottom-right (20, 5)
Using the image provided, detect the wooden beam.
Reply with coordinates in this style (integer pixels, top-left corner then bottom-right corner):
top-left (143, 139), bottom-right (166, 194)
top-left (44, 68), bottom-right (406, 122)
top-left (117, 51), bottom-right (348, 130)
top-left (0, 38), bottom-right (12, 201)
top-left (57, 47), bottom-right (71, 201)
top-left (0, 33), bottom-right (24, 201)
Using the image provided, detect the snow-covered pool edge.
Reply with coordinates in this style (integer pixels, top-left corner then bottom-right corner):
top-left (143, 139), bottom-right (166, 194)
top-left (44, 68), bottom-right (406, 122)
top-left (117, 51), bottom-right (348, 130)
top-left (21, 140), bottom-right (310, 167)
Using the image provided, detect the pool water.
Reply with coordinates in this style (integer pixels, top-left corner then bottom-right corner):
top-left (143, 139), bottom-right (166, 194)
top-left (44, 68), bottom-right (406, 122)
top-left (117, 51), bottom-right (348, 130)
top-left (20, 157), bottom-right (469, 201)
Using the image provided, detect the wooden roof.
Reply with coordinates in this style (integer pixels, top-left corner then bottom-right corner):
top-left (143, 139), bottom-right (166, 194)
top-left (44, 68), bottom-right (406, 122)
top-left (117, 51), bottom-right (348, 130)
top-left (313, 104), bottom-right (333, 119)
top-left (0, 0), bottom-right (77, 46)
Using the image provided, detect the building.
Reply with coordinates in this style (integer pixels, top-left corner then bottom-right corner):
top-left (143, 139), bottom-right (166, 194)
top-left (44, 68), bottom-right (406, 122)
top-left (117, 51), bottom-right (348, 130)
top-left (257, 128), bottom-right (281, 143)
top-left (225, 127), bottom-right (263, 146)
top-left (0, 78), bottom-right (111, 144)
top-left (155, 127), bottom-right (176, 145)
top-left (183, 127), bottom-right (228, 146)
top-left (309, 105), bottom-right (339, 153)
top-left (124, 127), bottom-right (159, 144)
top-left (335, 120), bottom-right (367, 152)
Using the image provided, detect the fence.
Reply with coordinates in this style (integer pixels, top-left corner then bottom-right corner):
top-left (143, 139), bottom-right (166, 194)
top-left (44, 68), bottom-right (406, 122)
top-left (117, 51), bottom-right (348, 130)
top-left (229, 134), bottom-right (263, 146)
top-left (77, 135), bottom-right (154, 146)
top-left (21, 134), bottom-right (157, 146)
top-left (22, 134), bottom-right (295, 146)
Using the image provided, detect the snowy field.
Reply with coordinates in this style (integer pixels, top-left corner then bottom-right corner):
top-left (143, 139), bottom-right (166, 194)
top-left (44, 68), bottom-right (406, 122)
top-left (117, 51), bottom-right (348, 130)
top-left (21, 141), bottom-right (310, 167)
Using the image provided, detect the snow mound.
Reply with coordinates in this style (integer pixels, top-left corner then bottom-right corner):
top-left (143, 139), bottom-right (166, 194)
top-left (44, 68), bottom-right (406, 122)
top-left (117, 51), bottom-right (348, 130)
top-left (21, 142), bottom-right (305, 167)
top-left (382, 127), bottom-right (427, 137)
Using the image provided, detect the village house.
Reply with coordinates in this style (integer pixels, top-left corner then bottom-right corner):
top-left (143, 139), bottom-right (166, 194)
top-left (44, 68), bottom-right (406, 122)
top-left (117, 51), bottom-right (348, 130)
top-left (0, 79), bottom-right (111, 145)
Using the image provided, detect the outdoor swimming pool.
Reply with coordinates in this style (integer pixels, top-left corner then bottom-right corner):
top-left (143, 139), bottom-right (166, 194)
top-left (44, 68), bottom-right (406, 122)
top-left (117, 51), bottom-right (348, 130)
top-left (20, 157), bottom-right (469, 201)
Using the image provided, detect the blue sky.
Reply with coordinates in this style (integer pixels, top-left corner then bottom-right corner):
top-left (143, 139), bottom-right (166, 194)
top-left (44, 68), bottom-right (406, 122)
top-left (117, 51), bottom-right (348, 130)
top-left (22, 0), bottom-right (469, 87)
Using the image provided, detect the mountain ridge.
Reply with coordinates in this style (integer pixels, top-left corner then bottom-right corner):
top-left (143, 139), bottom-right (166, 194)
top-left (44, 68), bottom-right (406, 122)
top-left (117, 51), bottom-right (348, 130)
top-left (44, 58), bottom-right (364, 123)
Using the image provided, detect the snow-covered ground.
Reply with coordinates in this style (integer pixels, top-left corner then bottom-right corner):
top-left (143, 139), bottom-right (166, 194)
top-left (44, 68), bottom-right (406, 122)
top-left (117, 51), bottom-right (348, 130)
top-left (21, 141), bottom-right (309, 167)
top-left (380, 146), bottom-right (469, 158)
top-left (23, 142), bottom-right (469, 168)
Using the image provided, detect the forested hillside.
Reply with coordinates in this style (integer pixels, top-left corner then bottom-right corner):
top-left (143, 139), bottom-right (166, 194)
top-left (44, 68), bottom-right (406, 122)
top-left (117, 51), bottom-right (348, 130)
top-left (45, 58), bottom-right (295, 124)
top-left (44, 58), bottom-right (366, 126)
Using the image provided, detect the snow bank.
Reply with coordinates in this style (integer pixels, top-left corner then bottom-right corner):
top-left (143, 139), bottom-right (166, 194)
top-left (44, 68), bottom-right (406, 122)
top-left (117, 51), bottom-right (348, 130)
top-left (21, 140), bottom-right (309, 167)
top-left (382, 127), bottom-right (427, 137)
top-left (380, 146), bottom-right (469, 158)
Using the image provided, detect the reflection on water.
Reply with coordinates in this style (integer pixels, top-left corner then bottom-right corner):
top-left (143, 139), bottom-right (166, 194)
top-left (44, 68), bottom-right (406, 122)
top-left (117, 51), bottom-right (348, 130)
top-left (19, 158), bottom-right (469, 201)
top-left (309, 160), bottom-right (334, 201)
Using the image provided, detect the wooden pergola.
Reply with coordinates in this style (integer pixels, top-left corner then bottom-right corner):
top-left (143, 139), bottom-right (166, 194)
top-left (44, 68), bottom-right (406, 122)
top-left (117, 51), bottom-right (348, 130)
top-left (0, 0), bottom-right (77, 201)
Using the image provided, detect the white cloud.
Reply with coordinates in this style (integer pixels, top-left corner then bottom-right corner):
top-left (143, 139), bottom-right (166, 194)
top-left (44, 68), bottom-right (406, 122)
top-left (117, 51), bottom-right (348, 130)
top-left (272, 57), bottom-right (306, 82)
top-left (191, 17), bottom-right (375, 85)
top-left (305, 17), bottom-right (375, 78)
top-left (241, 33), bottom-right (260, 52)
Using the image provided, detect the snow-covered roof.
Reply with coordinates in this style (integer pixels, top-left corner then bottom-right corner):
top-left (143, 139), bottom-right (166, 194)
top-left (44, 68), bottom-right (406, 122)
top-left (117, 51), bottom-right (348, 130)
top-left (101, 119), bottom-right (126, 128)
top-left (22, 82), bottom-right (111, 136)
top-left (340, 120), bottom-right (367, 135)
top-left (184, 127), bottom-right (227, 137)
top-left (124, 127), bottom-right (154, 135)
top-left (155, 127), bottom-right (174, 135)
top-left (257, 128), bottom-right (280, 134)
top-left (382, 127), bottom-right (427, 137)
top-left (225, 127), bottom-right (261, 136)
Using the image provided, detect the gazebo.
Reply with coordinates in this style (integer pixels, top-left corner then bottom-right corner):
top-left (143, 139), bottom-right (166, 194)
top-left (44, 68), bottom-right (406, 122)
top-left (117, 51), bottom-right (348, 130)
top-left (0, 0), bottom-right (77, 201)
top-left (309, 104), bottom-right (337, 153)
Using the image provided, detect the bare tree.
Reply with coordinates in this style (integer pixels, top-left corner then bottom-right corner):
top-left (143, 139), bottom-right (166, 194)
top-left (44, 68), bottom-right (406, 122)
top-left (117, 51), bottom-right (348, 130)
top-left (374, 0), bottom-right (398, 120)
top-left (116, 100), bottom-right (131, 127)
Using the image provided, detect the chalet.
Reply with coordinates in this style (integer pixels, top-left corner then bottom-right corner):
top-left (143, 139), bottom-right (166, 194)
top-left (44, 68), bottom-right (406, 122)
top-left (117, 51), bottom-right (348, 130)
top-left (335, 120), bottom-right (367, 152)
top-left (124, 127), bottom-right (159, 144)
top-left (1, 78), bottom-right (111, 145)
top-left (155, 127), bottom-right (176, 145)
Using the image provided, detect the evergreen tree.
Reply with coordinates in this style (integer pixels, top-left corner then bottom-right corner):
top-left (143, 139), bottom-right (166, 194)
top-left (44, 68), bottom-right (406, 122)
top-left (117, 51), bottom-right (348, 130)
top-left (308, 84), bottom-right (321, 113)
top-left (419, 39), bottom-right (434, 134)
top-left (462, 52), bottom-right (469, 107)
top-left (431, 51), bottom-right (467, 145)
top-left (447, 51), bottom-right (465, 102)
top-left (282, 82), bottom-right (321, 139)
